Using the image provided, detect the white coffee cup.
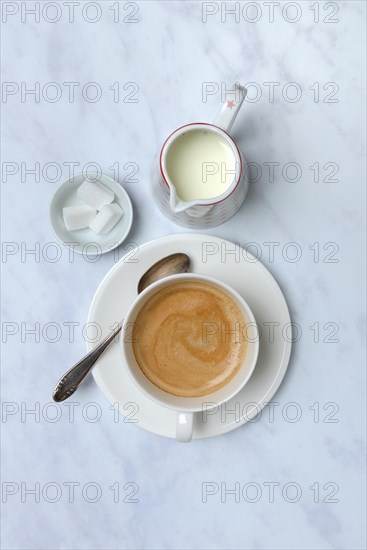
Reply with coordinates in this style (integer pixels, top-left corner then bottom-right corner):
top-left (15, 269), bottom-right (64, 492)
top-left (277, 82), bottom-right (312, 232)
top-left (121, 273), bottom-right (259, 442)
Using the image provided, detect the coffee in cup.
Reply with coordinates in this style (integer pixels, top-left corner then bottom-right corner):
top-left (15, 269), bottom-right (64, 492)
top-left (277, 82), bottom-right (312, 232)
top-left (132, 280), bottom-right (248, 398)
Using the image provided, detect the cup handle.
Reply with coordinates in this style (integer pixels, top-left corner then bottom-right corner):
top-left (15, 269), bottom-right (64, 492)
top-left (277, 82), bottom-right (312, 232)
top-left (213, 83), bottom-right (247, 133)
top-left (176, 412), bottom-right (194, 442)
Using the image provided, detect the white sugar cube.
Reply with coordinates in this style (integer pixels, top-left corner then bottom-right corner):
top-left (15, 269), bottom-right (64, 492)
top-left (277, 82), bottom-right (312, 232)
top-left (63, 205), bottom-right (97, 231)
top-left (89, 203), bottom-right (124, 235)
top-left (77, 179), bottom-right (114, 210)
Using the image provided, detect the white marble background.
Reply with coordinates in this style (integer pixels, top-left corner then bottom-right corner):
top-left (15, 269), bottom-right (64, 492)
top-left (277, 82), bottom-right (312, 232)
top-left (1, 1), bottom-right (366, 549)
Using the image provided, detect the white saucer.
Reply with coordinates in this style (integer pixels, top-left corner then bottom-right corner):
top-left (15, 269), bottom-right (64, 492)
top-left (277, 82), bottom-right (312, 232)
top-left (49, 172), bottom-right (133, 254)
top-left (87, 234), bottom-right (292, 439)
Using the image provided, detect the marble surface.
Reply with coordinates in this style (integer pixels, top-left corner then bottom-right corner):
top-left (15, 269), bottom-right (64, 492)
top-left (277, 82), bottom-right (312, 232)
top-left (1, 1), bottom-right (366, 549)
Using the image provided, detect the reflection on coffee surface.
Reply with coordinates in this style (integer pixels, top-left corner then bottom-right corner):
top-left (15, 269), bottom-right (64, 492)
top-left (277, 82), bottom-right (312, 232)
top-left (132, 281), bottom-right (248, 397)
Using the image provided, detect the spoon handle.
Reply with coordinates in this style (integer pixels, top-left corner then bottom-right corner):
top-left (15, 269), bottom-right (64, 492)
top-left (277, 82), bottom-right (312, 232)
top-left (52, 322), bottom-right (123, 402)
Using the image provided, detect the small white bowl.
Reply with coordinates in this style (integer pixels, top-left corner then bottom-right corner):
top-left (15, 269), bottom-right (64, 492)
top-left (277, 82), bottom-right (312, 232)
top-left (49, 173), bottom-right (133, 255)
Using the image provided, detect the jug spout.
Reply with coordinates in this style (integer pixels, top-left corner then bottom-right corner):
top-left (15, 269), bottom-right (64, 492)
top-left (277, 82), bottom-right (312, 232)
top-left (169, 186), bottom-right (214, 219)
top-left (169, 188), bottom-right (194, 214)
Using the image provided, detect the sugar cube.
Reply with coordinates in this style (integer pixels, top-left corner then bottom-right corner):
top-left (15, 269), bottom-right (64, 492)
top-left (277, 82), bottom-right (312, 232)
top-left (77, 179), bottom-right (114, 210)
top-left (63, 205), bottom-right (97, 231)
top-left (89, 203), bottom-right (124, 235)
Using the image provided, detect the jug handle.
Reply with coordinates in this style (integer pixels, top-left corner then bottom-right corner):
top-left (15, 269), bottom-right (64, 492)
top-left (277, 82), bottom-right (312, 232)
top-left (213, 83), bottom-right (247, 133)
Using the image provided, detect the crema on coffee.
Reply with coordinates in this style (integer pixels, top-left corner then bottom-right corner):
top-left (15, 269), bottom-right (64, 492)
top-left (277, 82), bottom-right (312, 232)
top-left (132, 281), bottom-right (248, 397)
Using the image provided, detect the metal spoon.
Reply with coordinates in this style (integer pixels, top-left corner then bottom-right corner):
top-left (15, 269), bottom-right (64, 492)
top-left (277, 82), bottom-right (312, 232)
top-left (52, 253), bottom-right (190, 402)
